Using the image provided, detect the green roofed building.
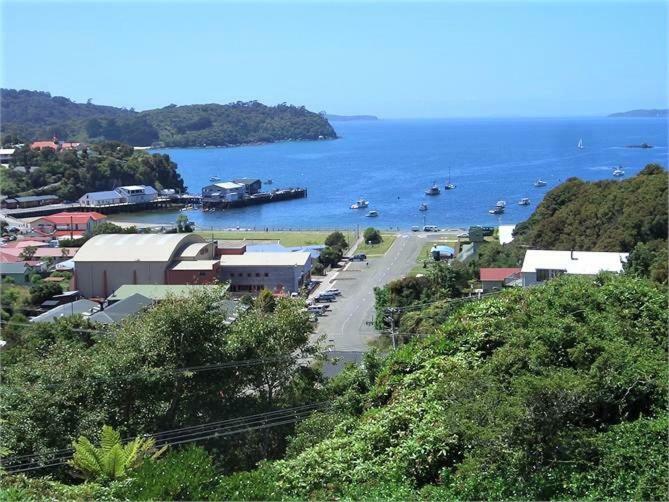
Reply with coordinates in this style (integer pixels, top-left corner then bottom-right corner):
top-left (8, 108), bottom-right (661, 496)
top-left (107, 283), bottom-right (228, 302)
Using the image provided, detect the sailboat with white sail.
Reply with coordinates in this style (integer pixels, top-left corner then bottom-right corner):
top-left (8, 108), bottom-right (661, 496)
top-left (577, 138), bottom-right (584, 149)
top-left (445, 167), bottom-right (456, 190)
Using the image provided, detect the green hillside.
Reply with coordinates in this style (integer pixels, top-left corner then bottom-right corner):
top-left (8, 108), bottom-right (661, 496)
top-left (0, 89), bottom-right (337, 147)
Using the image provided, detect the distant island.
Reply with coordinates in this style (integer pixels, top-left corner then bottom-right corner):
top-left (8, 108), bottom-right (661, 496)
top-left (608, 109), bottom-right (668, 118)
top-left (0, 89), bottom-right (337, 147)
top-left (325, 114), bottom-right (379, 121)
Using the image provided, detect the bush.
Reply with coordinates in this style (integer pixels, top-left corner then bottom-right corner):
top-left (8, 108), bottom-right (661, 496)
top-left (318, 246), bottom-right (343, 267)
top-left (363, 227), bottom-right (382, 245)
top-left (29, 282), bottom-right (63, 305)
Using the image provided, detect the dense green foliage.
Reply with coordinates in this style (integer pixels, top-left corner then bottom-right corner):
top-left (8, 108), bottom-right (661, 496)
top-left (1, 89), bottom-right (336, 147)
top-left (0, 290), bottom-right (321, 476)
top-left (478, 164), bottom-right (668, 283)
top-left (363, 226), bottom-right (382, 244)
top-left (0, 141), bottom-right (185, 199)
top-left (219, 274), bottom-right (668, 499)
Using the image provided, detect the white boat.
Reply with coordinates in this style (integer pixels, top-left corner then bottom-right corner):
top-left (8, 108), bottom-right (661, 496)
top-left (613, 166), bottom-right (625, 177)
top-left (445, 167), bottom-right (456, 190)
top-left (350, 198), bottom-right (369, 209)
top-left (209, 176), bottom-right (221, 182)
top-left (577, 138), bottom-right (584, 149)
top-left (489, 206), bottom-right (504, 215)
top-left (419, 202), bottom-right (428, 211)
top-left (425, 182), bottom-right (440, 196)
top-left (534, 179), bottom-right (547, 187)
top-left (495, 200), bottom-right (506, 208)
top-left (366, 210), bottom-right (379, 217)
top-left (518, 198), bottom-right (531, 206)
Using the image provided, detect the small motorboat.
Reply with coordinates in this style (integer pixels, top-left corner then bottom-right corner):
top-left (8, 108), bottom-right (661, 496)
top-left (613, 166), bottom-right (625, 177)
top-left (366, 210), bottom-right (379, 217)
top-left (518, 198), bottom-right (531, 206)
top-left (495, 200), bottom-right (506, 208)
top-left (350, 198), bottom-right (369, 209)
top-left (534, 179), bottom-right (547, 187)
top-left (419, 202), bottom-right (428, 211)
top-left (489, 206), bottom-right (505, 215)
top-left (210, 176), bottom-right (221, 182)
top-left (425, 182), bottom-right (440, 196)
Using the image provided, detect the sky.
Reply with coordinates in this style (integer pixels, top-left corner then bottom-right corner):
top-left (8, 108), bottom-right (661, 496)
top-left (1, 0), bottom-right (667, 118)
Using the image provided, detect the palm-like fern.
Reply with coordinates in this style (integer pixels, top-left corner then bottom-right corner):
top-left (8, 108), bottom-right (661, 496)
top-left (69, 425), bottom-right (166, 481)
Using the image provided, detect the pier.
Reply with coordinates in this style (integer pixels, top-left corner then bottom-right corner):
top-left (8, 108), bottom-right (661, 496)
top-left (202, 188), bottom-right (307, 210)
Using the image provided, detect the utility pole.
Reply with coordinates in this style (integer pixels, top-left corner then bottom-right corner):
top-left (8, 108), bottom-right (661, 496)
top-left (384, 307), bottom-right (398, 350)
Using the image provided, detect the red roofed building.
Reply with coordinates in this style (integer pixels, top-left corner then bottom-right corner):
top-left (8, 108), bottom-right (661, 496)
top-left (31, 137), bottom-right (82, 151)
top-left (479, 267), bottom-right (521, 292)
top-left (32, 212), bottom-right (107, 239)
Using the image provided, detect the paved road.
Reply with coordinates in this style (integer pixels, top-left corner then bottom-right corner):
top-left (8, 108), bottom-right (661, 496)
top-left (313, 231), bottom-right (450, 351)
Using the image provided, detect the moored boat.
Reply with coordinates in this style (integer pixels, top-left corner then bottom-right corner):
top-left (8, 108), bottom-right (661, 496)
top-left (518, 197), bottom-right (531, 206)
top-left (613, 166), bottom-right (625, 177)
top-left (210, 176), bottom-right (221, 182)
top-left (577, 138), bottom-right (584, 149)
top-left (366, 210), bottom-right (379, 217)
top-left (495, 200), bottom-right (506, 208)
top-left (489, 206), bottom-right (505, 215)
top-left (350, 198), bottom-right (370, 209)
top-left (534, 179), bottom-right (547, 187)
top-left (445, 167), bottom-right (456, 190)
top-left (425, 182), bottom-right (440, 196)
top-left (419, 202), bottom-right (428, 211)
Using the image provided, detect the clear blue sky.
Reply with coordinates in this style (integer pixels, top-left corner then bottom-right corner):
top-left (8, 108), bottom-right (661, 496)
top-left (1, 0), bottom-right (667, 117)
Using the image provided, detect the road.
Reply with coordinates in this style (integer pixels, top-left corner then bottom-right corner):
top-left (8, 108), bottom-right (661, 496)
top-left (313, 231), bottom-right (454, 352)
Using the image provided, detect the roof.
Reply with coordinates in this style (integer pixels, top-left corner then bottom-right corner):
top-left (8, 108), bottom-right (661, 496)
top-left (39, 211), bottom-right (106, 224)
top-left (31, 141), bottom-right (59, 149)
top-left (14, 195), bottom-right (59, 203)
top-left (216, 240), bottom-right (247, 249)
top-left (431, 245), bottom-right (456, 255)
top-left (88, 293), bottom-right (153, 324)
top-left (30, 299), bottom-right (100, 323)
top-left (212, 182), bottom-right (245, 190)
top-left (219, 252), bottom-right (311, 267)
top-left (0, 247), bottom-right (78, 258)
top-left (233, 178), bottom-right (261, 185)
top-left (480, 267), bottom-right (522, 282)
top-left (0, 262), bottom-right (28, 274)
top-left (0, 148), bottom-right (15, 155)
top-left (108, 284), bottom-right (226, 302)
top-left (179, 242), bottom-right (211, 258)
top-left (170, 260), bottom-right (219, 271)
top-left (118, 185), bottom-right (156, 192)
top-left (74, 233), bottom-right (205, 262)
top-left (79, 190), bottom-right (124, 200)
top-left (12, 240), bottom-right (50, 248)
top-left (521, 250), bottom-right (628, 275)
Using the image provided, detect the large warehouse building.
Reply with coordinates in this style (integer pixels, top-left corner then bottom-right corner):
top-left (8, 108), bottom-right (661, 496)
top-left (73, 233), bottom-right (217, 298)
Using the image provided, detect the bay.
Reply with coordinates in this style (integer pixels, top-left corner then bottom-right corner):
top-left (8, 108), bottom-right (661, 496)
top-left (119, 117), bottom-right (668, 230)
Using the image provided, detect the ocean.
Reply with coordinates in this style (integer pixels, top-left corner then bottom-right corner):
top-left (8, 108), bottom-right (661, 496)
top-left (118, 117), bottom-right (668, 230)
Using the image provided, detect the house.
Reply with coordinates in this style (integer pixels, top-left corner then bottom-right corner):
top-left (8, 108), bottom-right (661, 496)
top-left (30, 299), bottom-right (100, 323)
top-left (2, 195), bottom-right (60, 209)
top-left (0, 262), bottom-right (30, 284)
top-left (479, 267), bottom-right (521, 292)
top-left (115, 185), bottom-right (158, 204)
top-left (521, 250), bottom-right (628, 287)
top-left (30, 139), bottom-right (81, 151)
top-left (73, 233), bottom-right (217, 298)
top-left (0, 148), bottom-right (15, 164)
top-left (219, 252), bottom-right (312, 294)
top-left (32, 211), bottom-right (107, 239)
top-left (79, 190), bottom-right (127, 207)
top-left (107, 284), bottom-right (227, 302)
top-left (202, 182), bottom-right (246, 202)
top-left (233, 178), bottom-right (262, 195)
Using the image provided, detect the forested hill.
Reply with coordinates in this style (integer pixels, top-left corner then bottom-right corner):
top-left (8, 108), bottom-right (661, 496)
top-left (0, 89), bottom-right (337, 147)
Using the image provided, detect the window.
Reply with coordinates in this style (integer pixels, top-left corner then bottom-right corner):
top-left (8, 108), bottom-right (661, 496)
top-left (264, 272), bottom-right (269, 277)
top-left (536, 269), bottom-right (565, 282)
top-left (198, 272), bottom-right (206, 276)
top-left (255, 273), bottom-right (260, 277)
top-left (247, 273), bottom-right (252, 277)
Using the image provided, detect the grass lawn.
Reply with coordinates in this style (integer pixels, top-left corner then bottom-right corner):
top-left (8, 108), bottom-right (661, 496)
top-left (356, 233), bottom-right (397, 257)
top-left (409, 240), bottom-right (458, 276)
top-left (196, 230), bottom-right (358, 248)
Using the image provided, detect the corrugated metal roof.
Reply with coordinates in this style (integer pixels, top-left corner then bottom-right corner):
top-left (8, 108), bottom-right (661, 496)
top-left (73, 233), bottom-right (205, 262)
top-left (30, 299), bottom-right (99, 323)
top-left (480, 267), bottom-right (521, 282)
top-left (108, 284), bottom-right (226, 301)
top-left (521, 250), bottom-right (628, 275)
top-left (179, 242), bottom-right (211, 258)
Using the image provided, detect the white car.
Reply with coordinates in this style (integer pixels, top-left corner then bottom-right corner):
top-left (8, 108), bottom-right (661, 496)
top-left (324, 288), bottom-right (341, 296)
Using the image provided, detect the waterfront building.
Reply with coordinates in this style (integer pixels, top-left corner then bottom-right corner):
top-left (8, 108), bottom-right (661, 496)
top-left (202, 182), bottom-right (246, 202)
top-left (521, 250), bottom-right (628, 287)
top-left (79, 190), bottom-right (127, 207)
top-left (1, 195), bottom-right (60, 209)
top-left (232, 178), bottom-right (262, 195)
top-left (115, 185), bottom-right (158, 204)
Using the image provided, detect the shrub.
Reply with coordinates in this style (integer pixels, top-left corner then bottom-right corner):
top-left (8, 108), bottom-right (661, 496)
top-left (363, 227), bottom-right (382, 245)
top-left (324, 231), bottom-right (348, 251)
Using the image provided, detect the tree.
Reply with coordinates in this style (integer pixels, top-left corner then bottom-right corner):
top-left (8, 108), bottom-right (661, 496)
top-left (324, 231), bottom-right (348, 251)
top-left (70, 425), bottom-right (165, 481)
top-left (318, 246), bottom-right (342, 267)
top-left (29, 282), bottom-right (63, 305)
top-left (18, 245), bottom-right (37, 262)
top-left (363, 227), bottom-right (382, 245)
top-left (254, 289), bottom-right (276, 313)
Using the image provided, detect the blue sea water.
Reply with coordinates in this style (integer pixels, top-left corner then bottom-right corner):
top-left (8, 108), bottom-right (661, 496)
top-left (124, 118), bottom-right (668, 230)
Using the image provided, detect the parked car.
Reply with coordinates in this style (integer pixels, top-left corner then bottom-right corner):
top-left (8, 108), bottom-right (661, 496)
top-left (315, 293), bottom-right (336, 303)
top-left (307, 305), bottom-right (326, 315)
top-left (351, 253), bottom-right (367, 261)
top-left (324, 288), bottom-right (341, 296)
top-left (423, 225), bottom-right (439, 232)
top-left (411, 226), bottom-right (420, 232)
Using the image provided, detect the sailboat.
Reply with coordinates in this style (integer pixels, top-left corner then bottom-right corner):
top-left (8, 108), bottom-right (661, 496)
top-left (425, 182), bottom-right (440, 196)
top-left (577, 138), bottom-right (584, 149)
top-left (445, 167), bottom-right (456, 190)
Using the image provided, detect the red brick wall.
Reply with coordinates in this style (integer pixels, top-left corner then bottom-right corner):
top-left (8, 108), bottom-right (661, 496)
top-left (165, 264), bottom-right (221, 285)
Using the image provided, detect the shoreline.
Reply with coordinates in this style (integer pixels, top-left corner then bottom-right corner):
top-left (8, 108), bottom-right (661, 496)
top-left (148, 135), bottom-right (338, 152)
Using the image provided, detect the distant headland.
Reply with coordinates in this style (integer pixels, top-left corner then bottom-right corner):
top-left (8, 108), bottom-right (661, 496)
top-left (0, 89), bottom-right (337, 147)
top-left (325, 114), bottom-right (379, 121)
top-left (608, 109), bottom-right (668, 118)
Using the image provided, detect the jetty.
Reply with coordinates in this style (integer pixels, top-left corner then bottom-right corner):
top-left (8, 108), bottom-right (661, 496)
top-left (201, 178), bottom-right (307, 210)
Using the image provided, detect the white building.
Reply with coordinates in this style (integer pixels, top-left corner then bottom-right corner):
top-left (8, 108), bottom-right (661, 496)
top-left (115, 185), bottom-right (158, 204)
top-left (521, 249), bottom-right (628, 287)
top-left (219, 252), bottom-right (312, 294)
top-left (79, 190), bottom-right (126, 207)
top-left (0, 148), bottom-right (15, 164)
top-left (202, 182), bottom-right (246, 202)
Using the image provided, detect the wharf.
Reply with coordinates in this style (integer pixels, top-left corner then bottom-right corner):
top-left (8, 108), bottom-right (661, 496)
top-left (2, 195), bottom-right (200, 218)
top-left (202, 188), bottom-right (307, 210)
